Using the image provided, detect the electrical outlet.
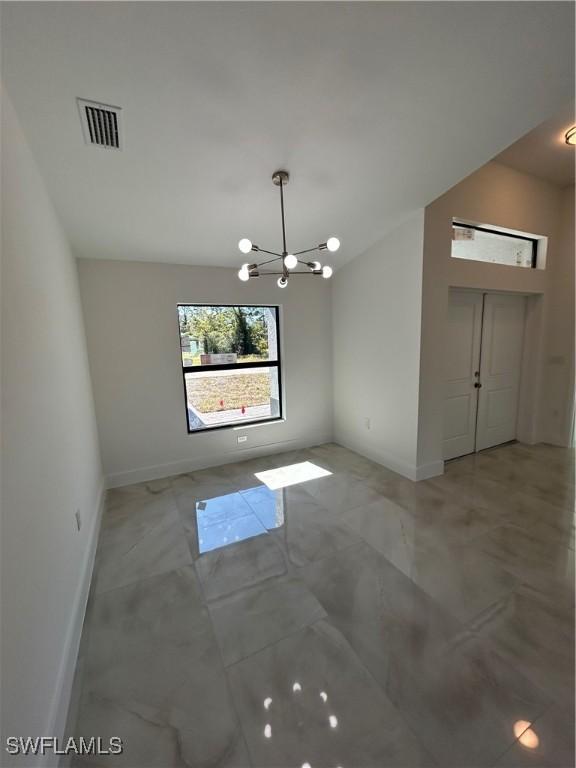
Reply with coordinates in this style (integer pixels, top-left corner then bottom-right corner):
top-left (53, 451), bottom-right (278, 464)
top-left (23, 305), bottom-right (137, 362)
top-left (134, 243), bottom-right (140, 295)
top-left (237, 435), bottom-right (248, 444)
top-left (364, 417), bottom-right (371, 430)
top-left (75, 509), bottom-right (82, 531)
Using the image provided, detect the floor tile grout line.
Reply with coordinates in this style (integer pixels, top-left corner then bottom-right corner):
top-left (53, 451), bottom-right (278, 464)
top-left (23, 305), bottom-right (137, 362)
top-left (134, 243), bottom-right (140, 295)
top-left (223, 613), bottom-right (329, 673)
top-left (90, 559), bottom-right (196, 599)
top-left (196, 573), bottom-right (256, 768)
top-left (304, 618), bottom-right (442, 767)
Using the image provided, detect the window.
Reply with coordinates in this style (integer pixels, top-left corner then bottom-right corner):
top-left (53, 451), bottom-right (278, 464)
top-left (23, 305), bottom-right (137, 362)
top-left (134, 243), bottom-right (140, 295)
top-left (451, 222), bottom-right (537, 268)
top-left (177, 304), bottom-right (282, 432)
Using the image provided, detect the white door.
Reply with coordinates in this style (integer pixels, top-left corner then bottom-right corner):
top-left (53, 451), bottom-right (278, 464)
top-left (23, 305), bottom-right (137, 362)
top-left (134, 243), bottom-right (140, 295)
top-left (442, 291), bottom-right (483, 460)
top-left (476, 293), bottom-right (526, 451)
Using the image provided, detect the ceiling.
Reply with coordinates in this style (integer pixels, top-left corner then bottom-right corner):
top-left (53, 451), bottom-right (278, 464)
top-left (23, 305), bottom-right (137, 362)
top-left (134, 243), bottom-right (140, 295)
top-left (494, 104), bottom-right (575, 187)
top-left (2, 2), bottom-right (574, 269)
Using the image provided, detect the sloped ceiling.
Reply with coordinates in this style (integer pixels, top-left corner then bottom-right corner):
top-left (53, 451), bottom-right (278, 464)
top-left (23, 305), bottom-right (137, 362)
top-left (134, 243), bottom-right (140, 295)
top-left (2, 2), bottom-right (574, 268)
top-left (495, 104), bottom-right (575, 188)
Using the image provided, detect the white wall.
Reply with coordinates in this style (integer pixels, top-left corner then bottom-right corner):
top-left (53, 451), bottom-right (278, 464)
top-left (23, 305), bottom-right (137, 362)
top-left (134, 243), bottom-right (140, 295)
top-left (418, 161), bottom-right (574, 470)
top-left (540, 184), bottom-right (575, 445)
top-left (331, 163), bottom-right (574, 483)
top-left (332, 211), bottom-right (427, 480)
top-left (77, 260), bottom-right (333, 487)
top-left (1, 91), bottom-right (103, 762)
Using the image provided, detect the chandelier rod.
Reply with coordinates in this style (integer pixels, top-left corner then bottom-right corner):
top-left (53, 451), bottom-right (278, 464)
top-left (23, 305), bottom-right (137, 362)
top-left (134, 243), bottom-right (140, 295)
top-left (279, 178), bottom-right (288, 256)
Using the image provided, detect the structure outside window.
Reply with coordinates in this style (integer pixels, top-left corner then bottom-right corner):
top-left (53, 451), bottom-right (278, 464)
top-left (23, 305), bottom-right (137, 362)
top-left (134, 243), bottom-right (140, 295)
top-left (451, 222), bottom-right (537, 268)
top-left (177, 304), bottom-right (281, 432)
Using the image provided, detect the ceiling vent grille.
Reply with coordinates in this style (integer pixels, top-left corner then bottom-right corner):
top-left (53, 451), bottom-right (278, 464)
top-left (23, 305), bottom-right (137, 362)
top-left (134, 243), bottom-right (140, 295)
top-left (77, 98), bottom-right (122, 150)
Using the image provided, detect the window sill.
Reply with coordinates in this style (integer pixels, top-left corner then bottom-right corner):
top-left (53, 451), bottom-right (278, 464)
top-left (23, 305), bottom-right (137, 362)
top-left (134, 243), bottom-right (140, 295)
top-left (187, 417), bottom-right (285, 435)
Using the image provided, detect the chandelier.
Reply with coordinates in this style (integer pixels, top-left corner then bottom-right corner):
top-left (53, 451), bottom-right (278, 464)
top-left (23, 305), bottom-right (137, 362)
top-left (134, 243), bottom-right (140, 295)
top-left (237, 170), bottom-right (339, 288)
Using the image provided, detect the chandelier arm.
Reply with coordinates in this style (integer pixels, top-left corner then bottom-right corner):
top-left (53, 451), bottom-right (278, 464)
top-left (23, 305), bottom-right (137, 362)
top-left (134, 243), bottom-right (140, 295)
top-left (256, 248), bottom-right (283, 258)
top-left (250, 271), bottom-right (287, 277)
top-left (254, 256), bottom-right (283, 267)
top-left (293, 246), bottom-right (320, 256)
top-left (254, 271), bottom-right (321, 277)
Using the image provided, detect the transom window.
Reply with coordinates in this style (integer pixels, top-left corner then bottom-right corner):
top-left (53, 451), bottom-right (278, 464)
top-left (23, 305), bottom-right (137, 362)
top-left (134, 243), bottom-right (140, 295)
top-left (451, 222), bottom-right (537, 268)
top-left (177, 304), bottom-right (282, 433)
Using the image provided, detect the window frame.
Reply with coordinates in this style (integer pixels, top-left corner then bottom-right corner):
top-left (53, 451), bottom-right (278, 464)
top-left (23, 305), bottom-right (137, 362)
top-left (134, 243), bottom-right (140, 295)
top-left (177, 303), bottom-right (283, 434)
top-left (452, 222), bottom-right (538, 269)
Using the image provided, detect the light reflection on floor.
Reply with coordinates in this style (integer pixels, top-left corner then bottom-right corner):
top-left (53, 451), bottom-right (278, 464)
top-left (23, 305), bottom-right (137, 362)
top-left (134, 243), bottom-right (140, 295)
top-left (240, 485), bottom-right (285, 530)
top-left (196, 486), bottom-right (284, 553)
top-left (196, 507), bottom-right (266, 553)
top-left (196, 462), bottom-right (331, 553)
top-left (260, 683), bottom-right (342, 768)
top-left (513, 720), bottom-right (540, 750)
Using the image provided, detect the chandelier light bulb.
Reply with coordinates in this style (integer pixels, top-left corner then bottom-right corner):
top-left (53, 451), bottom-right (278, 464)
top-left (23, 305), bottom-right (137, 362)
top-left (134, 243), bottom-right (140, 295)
top-left (284, 254), bottom-right (298, 269)
top-left (277, 276), bottom-right (288, 288)
top-left (326, 237), bottom-right (340, 252)
top-left (310, 261), bottom-right (322, 272)
top-left (238, 238), bottom-right (253, 254)
top-left (238, 265), bottom-right (250, 281)
top-left (322, 265), bottom-right (333, 279)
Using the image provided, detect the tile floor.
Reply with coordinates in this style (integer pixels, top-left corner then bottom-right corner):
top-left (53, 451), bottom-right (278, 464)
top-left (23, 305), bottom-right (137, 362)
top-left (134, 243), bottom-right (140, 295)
top-left (72, 442), bottom-right (575, 767)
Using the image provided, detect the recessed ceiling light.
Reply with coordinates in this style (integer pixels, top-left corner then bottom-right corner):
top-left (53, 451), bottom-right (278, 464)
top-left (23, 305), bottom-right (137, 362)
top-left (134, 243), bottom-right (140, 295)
top-left (565, 125), bottom-right (576, 145)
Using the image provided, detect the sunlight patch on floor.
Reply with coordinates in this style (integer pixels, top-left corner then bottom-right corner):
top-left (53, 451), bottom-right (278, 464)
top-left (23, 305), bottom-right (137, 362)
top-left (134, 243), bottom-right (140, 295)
top-left (255, 461), bottom-right (332, 490)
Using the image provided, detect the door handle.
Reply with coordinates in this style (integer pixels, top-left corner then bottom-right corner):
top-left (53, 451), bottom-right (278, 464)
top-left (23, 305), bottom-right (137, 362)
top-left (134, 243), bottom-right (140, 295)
top-left (474, 382), bottom-right (482, 388)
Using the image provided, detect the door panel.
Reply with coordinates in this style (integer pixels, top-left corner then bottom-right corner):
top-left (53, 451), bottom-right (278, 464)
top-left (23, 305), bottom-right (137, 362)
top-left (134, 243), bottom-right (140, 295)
top-left (443, 291), bottom-right (483, 460)
top-left (476, 293), bottom-right (526, 451)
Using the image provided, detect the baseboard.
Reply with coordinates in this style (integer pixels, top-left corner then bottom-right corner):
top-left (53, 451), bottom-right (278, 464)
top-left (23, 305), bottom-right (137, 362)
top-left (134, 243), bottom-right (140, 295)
top-left (43, 479), bottom-right (106, 766)
top-left (333, 434), bottom-right (418, 480)
top-left (106, 432), bottom-right (334, 488)
top-left (334, 434), bottom-right (444, 482)
top-left (414, 460), bottom-right (444, 481)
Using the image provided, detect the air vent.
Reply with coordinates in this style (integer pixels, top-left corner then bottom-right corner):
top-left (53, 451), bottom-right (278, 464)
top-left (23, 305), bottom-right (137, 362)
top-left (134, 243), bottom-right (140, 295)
top-left (77, 98), bottom-right (122, 150)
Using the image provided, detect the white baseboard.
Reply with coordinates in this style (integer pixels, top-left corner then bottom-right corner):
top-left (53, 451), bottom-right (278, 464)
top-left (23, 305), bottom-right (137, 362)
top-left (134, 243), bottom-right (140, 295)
top-left (106, 432), bottom-right (334, 488)
top-left (333, 434), bottom-right (418, 480)
top-left (43, 480), bottom-right (106, 766)
top-left (414, 460), bottom-right (444, 481)
top-left (334, 433), bottom-right (444, 482)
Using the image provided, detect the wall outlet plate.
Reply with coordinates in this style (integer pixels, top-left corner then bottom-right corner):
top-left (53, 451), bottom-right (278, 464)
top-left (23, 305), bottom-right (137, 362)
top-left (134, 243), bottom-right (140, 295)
top-left (237, 435), bottom-right (248, 444)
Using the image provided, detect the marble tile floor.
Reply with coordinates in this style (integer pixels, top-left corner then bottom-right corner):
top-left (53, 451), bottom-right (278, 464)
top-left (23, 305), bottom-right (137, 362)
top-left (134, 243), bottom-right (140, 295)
top-left (71, 442), bottom-right (574, 767)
